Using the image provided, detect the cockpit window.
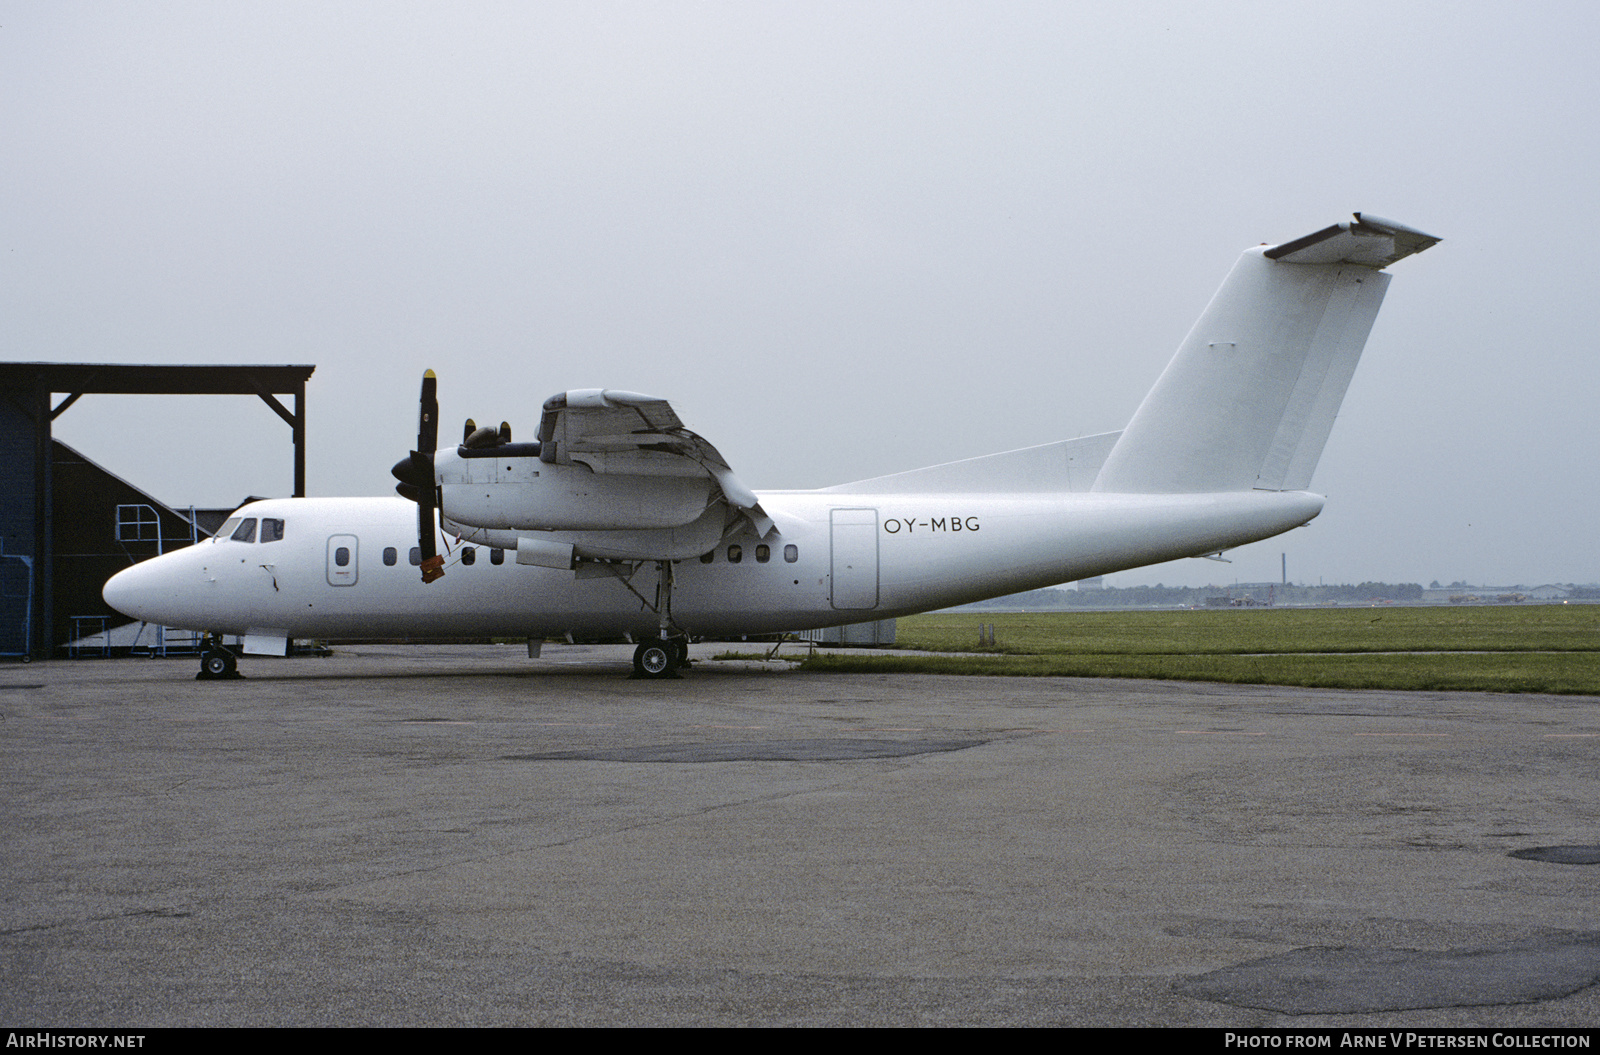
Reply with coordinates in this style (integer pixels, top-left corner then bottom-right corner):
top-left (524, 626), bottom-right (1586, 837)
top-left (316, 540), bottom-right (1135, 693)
top-left (260, 518), bottom-right (285, 543)
top-left (230, 518), bottom-right (258, 543)
top-left (215, 517), bottom-right (241, 542)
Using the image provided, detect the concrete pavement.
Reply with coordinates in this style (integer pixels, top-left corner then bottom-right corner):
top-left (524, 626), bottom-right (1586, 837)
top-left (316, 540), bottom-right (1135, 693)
top-left (3, 644), bottom-right (1598, 1026)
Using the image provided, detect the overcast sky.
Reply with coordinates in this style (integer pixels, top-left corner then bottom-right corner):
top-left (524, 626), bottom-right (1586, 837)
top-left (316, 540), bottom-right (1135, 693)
top-left (4, 1), bottom-right (1597, 589)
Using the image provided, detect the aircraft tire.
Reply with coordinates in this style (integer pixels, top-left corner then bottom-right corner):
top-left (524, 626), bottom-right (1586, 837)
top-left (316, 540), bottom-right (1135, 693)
top-left (201, 649), bottom-right (237, 679)
top-left (632, 638), bottom-right (679, 679)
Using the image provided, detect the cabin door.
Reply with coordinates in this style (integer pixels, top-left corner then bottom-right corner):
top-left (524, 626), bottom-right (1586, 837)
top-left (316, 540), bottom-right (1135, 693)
top-left (326, 534), bottom-right (359, 587)
top-left (829, 508), bottom-right (879, 610)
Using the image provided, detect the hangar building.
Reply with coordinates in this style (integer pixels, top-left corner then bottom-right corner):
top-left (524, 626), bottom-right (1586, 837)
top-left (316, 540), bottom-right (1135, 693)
top-left (0, 363), bottom-right (315, 659)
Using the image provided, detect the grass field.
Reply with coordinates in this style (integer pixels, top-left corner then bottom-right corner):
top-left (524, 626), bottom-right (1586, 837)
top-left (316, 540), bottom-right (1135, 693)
top-left (794, 605), bottom-right (1600, 694)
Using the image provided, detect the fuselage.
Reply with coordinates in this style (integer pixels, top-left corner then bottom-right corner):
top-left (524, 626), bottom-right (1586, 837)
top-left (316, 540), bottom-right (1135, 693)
top-left (103, 488), bottom-right (1323, 644)
top-left (100, 214), bottom-right (1440, 656)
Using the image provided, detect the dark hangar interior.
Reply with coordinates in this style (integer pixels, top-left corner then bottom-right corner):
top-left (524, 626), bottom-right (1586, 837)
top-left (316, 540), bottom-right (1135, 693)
top-left (0, 363), bottom-right (314, 660)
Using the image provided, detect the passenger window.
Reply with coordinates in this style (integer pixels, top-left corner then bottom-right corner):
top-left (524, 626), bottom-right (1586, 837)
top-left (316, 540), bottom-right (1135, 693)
top-left (409, 547), bottom-right (421, 566)
top-left (461, 547), bottom-right (476, 566)
top-left (334, 546), bottom-right (350, 567)
top-left (231, 518), bottom-right (257, 543)
top-left (700, 551), bottom-right (715, 564)
top-left (261, 518), bottom-right (285, 543)
top-left (784, 544), bottom-right (798, 563)
top-left (756, 544), bottom-right (770, 563)
top-left (490, 548), bottom-right (504, 565)
top-left (383, 547), bottom-right (398, 566)
top-left (727, 545), bottom-right (742, 564)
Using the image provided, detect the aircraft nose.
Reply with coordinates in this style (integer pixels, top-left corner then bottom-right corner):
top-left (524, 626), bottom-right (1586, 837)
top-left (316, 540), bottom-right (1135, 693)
top-left (103, 559), bottom-right (164, 622)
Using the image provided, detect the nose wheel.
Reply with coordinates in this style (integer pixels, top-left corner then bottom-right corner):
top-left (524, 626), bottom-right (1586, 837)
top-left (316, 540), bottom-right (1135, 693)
top-left (196, 636), bottom-right (241, 680)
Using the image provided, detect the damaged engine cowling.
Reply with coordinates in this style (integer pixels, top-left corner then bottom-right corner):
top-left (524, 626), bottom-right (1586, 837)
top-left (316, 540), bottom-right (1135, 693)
top-left (431, 388), bottom-right (771, 568)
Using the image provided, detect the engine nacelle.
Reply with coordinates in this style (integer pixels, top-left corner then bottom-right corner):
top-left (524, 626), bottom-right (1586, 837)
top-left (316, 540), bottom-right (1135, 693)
top-left (438, 451), bottom-right (714, 532)
top-left (441, 501), bottom-right (728, 563)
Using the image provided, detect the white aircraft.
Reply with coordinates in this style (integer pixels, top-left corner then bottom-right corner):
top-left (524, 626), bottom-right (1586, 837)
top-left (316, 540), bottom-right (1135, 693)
top-left (104, 213), bottom-right (1438, 679)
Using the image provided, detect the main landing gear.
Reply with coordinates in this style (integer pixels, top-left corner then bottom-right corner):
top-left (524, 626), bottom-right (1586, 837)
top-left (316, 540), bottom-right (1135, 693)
top-left (632, 637), bottom-right (684, 679)
top-left (196, 635), bottom-right (241, 680)
top-left (629, 560), bottom-right (691, 679)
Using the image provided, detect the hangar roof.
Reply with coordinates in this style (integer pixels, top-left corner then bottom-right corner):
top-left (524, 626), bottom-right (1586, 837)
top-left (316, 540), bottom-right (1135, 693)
top-left (0, 363), bottom-right (315, 396)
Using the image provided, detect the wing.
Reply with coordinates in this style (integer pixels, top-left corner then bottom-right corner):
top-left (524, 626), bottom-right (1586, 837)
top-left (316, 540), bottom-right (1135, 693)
top-left (536, 389), bottom-right (774, 537)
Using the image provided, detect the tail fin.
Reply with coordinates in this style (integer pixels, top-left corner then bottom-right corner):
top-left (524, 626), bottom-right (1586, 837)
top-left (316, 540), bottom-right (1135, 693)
top-left (1092, 214), bottom-right (1439, 495)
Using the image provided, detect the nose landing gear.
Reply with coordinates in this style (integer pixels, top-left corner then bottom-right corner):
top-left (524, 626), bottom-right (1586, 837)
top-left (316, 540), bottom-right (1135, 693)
top-left (196, 635), bottom-right (241, 680)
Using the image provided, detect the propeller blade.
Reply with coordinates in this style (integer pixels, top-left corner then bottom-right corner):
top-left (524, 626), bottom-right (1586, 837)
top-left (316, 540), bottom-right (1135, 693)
top-left (417, 498), bottom-right (443, 583)
top-left (418, 369), bottom-right (439, 456)
top-left (409, 370), bottom-right (445, 583)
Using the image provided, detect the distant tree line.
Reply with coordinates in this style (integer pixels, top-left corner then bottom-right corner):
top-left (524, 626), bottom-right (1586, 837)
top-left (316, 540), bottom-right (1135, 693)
top-left (963, 582), bottom-right (1427, 609)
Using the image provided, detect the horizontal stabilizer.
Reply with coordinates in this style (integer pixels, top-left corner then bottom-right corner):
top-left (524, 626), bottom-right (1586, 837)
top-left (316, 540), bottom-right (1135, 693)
top-left (1264, 213), bottom-right (1440, 269)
